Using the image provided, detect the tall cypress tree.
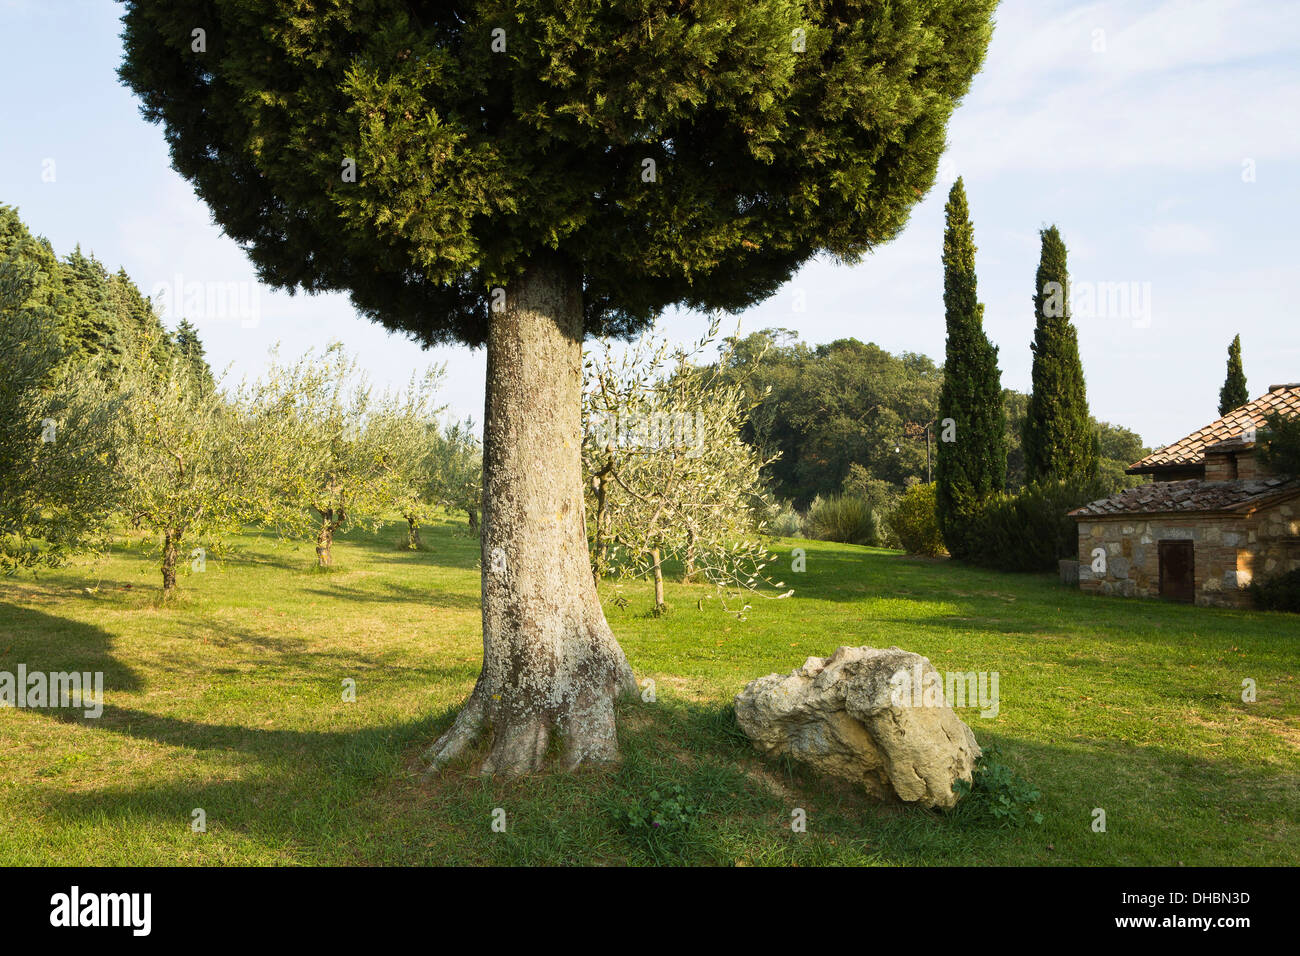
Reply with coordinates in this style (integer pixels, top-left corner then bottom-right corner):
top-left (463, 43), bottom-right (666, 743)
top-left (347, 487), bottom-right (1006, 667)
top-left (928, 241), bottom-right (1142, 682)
top-left (2, 205), bottom-right (178, 381)
top-left (1218, 334), bottom-right (1248, 415)
top-left (1023, 226), bottom-right (1098, 483)
top-left (935, 178), bottom-right (1005, 558)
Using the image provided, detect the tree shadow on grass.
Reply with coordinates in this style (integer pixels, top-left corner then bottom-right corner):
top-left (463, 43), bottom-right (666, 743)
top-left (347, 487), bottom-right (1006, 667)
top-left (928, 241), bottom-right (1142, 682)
top-left (19, 681), bottom-right (1300, 866)
top-left (136, 620), bottom-right (418, 677)
top-left (872, 612), bottom-right (1069, 638)
top-left (874, 603), bottom-right (1300, 654)
top-left (302, 579), bottom-right (480, 610)
top-left (200, 521), bottom-right (483, 576)
top-left (0, 602), bottom-right (144, 694)
top-left (41, 700), bottom-right (447, 761)
top-left (29, 705), bottom-right (458, 864)
top-left (3, 604), bottom-right (470, 749)
top-left (309, 520), bottom-right (483, 570)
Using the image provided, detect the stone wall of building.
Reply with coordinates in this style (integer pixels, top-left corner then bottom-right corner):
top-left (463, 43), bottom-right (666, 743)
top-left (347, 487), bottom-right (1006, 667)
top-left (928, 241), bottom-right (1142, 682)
top-left (1243, 498), bottom-right (1300, 588)
top-left (1076, 500), bottom-right (1300, 608)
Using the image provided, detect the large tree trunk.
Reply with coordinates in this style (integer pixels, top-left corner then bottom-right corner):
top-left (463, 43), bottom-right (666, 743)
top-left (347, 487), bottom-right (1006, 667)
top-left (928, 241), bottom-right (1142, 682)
top-left (423, 258), bottom-right (635, 777)
top-left (161, 529), bottom-right (179, 595)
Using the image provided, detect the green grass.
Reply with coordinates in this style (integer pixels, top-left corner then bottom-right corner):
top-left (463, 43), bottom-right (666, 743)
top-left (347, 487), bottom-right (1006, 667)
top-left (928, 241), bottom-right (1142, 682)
top-left (0, 515), bottom-right (1296, 866)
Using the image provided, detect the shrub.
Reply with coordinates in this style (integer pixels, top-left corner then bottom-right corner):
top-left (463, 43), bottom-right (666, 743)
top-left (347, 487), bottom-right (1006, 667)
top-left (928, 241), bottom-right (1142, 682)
top-left (1249, 568), bottom-right (1300, 612)
top-left (767, 500), bottom-right (805, 538)
top-left (841, 467), bottom-right (903, 515)
top-left (886, 483), bottom-right (946, 557)
top-left (950, 744), bottom-right (1044, 828)
top-left (962, 476), bottom-right (1108, 572)
top-left (841, 469), bottom-right (903, 548)
top-left (806, 494), bottom-right (881, 546)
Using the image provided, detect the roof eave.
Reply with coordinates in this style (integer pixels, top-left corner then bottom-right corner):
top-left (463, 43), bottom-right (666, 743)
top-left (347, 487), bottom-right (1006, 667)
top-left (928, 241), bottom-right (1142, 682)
top-left (1125, 462), bottom-right (1202, 476)
top-left (1070, 485), bottom-right (1300, 521)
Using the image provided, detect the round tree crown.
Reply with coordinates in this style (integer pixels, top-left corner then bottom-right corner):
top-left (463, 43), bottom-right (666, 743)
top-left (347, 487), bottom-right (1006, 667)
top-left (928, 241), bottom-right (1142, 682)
top-left (120, 0), bottom-right (996, 347)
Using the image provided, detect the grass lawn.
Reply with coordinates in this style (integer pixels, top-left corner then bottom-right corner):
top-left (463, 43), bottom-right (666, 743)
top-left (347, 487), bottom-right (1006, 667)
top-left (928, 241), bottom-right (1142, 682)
top-left (0, 514), bottom-right (1296, 866)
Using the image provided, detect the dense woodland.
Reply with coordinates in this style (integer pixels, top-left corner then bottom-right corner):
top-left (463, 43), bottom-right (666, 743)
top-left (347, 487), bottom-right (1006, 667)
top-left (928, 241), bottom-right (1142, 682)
top-left (716, 329), bottom-right (1149, 511)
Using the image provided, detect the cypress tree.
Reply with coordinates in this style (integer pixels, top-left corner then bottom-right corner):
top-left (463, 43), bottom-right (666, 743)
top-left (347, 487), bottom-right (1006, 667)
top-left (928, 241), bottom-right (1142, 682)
top-left (1, 206), bottom-right (175, 381)
top-left (1023, 226), bottom-right (1098, 483)
top-left (1218, 334), bottom-right (1248, 415)
top-left (935, 178), bottom-right (1005, 558)
top-left (119, 0), bottom-right (998, 776)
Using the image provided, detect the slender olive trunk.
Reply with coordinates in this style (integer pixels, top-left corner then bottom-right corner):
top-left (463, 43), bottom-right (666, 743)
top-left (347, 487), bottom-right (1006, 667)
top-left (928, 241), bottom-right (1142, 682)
top-left (592, 469), bottom-right (611, 581)
top-left (316, 519), bottom-right (336, 567)
top-left (682, 529), bottom-right (697, 582)
top-left (406, 515), bottom-right (421, 550)
top-left (466, 508), bottom-right (479, 532)
top-left (423, 258), bottom-right (635, 777)
top-left (651, 546), bottom-right (666, 610)
top-left (161, 529), bottom-right (179, 595)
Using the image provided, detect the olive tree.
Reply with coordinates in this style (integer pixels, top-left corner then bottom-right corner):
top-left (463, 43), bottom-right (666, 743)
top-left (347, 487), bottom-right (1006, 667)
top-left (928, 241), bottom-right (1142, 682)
top-left (115, 338), bottom-right (264, 595)
top-left (363, 370), bottom-right (448, 551)
top-left (0, 258), bottom-right (122, 573)
top-left (429, 419), bottom-right (484, 532)
top-left (121, 0), bottom-right (997, 775)
top-left (240, 344), bottom-right (441, 567)
top-left (585, 319), bottom-right (786, 615)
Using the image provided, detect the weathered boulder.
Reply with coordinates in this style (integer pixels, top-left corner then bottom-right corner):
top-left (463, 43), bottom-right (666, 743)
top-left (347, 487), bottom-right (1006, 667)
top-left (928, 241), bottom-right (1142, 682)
top-left (734, 645), bottom-right (981, 809)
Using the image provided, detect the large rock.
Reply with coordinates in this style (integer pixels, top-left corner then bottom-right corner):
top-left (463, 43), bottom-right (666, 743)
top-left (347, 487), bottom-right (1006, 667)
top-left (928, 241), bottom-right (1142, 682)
top-left (734, 646), bottom-right (981, 809)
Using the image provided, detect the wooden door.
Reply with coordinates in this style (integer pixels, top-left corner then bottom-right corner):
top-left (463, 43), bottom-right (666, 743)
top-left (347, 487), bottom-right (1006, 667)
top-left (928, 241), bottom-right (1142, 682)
top-left (1158, 540), bottom-right (1195, 603)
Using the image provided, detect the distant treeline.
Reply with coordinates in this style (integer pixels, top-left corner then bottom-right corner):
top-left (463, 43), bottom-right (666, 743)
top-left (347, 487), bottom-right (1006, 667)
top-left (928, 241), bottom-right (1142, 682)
top-left (716, 329), bottom-right (1148, 512)
top-left (0, 203), bottom-right (212, 388)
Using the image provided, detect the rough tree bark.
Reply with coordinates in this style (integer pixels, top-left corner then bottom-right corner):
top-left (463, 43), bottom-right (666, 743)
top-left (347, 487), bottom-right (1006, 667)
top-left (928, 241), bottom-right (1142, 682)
top-left (315, 515), bottom-right (338, 567)
top-left (422, 258), bottom-right (636, 777)
top-left (406, 515), bottom-right (421, 550)
top-left (161, 529), bottom-right (179, 594)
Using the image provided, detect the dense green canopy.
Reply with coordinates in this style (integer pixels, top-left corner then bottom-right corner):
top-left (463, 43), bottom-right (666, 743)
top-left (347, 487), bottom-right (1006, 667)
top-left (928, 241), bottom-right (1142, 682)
top-left (0, 204), bottom-right (189, 377)
top-left (720, 331), bottom-right (943, 507)
top-left (120, 0), bottom-right (998, 347)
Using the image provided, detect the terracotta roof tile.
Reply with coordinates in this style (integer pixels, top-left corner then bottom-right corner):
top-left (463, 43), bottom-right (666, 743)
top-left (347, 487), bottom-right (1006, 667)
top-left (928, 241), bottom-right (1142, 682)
top-left (1204, 436), bottom-right (1255, 454)
top-left (1069, 476), bottom-right (1300, 518)
top-left (1128, 383), bottom-right (1300, 473)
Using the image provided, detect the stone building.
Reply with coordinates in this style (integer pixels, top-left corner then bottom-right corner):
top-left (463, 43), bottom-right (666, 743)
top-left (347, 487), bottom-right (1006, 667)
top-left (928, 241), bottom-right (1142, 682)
top-left (1070, 383), bottom-right (1300, 607)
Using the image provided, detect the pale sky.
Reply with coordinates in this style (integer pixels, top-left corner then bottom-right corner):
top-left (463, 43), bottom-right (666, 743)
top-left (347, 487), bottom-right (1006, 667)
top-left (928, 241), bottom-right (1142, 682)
top-left (1, 0), bottom-right (1297, 448)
